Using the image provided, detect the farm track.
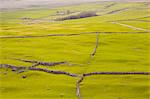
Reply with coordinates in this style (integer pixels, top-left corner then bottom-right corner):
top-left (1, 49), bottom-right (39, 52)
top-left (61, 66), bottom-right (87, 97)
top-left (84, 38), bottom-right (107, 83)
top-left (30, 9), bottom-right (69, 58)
top-left (111, 22), bottom-right (150, 32)
top-left (0, 32), bottom-right (149, 39)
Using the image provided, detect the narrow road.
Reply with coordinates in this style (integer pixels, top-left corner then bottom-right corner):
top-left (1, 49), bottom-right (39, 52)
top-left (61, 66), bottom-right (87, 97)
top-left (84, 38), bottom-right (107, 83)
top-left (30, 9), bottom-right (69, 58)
top-left (111, 22), bottom-right (150, 32)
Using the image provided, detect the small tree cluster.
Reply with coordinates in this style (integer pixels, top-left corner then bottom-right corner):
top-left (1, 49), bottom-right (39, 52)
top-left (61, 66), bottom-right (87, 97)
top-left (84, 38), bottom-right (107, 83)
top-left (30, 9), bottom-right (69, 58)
top-left (56, 11), bottom-right (97, 21)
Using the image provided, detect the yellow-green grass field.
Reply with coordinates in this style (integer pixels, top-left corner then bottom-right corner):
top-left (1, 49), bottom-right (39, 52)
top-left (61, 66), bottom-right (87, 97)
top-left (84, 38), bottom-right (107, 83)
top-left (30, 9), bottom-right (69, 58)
top-left (0, 1), bottom-right (150, 99)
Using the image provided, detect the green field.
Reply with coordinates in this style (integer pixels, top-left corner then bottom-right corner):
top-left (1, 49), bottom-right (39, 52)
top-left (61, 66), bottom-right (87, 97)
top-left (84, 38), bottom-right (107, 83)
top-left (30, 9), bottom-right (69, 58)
top-left (0, 1), bottom-right (150, 99)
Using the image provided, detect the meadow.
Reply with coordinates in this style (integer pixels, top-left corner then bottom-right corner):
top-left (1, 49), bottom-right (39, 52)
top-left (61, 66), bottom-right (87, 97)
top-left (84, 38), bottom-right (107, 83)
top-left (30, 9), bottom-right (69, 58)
top-left (0, 1), bottom-right (150, 99)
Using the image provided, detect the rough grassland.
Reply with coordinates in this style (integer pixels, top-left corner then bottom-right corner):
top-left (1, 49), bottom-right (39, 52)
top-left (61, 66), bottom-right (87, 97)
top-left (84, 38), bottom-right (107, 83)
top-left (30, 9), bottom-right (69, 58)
top-left (0, 1), bottom-right (150, 99)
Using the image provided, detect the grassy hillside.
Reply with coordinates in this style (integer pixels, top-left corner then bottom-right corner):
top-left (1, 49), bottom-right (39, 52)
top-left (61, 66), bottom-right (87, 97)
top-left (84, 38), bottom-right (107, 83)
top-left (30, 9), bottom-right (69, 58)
top-left (0, 1), bottom-right (150, 99)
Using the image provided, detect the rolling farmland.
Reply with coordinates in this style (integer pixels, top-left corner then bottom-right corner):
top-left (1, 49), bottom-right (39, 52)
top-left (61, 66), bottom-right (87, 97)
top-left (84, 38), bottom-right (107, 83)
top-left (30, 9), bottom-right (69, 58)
top-left (0, 0), bottom-right (150, 99)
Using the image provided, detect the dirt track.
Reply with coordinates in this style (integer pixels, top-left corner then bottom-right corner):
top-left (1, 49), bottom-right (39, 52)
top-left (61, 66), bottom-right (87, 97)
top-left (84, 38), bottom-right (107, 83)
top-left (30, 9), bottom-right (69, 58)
top-left (111, 22), bottom-right (150, 32)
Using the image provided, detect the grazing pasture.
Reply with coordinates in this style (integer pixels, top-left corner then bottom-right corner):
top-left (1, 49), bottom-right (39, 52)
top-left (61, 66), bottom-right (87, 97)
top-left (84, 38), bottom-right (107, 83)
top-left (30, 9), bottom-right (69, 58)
top-left (0, 1), bottom-right (150, 99)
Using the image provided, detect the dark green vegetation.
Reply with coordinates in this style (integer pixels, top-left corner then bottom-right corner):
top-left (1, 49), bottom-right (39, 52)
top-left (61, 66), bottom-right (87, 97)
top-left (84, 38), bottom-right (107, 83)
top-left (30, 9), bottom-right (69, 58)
top-left (0, 1), bottom-right (150, 99)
